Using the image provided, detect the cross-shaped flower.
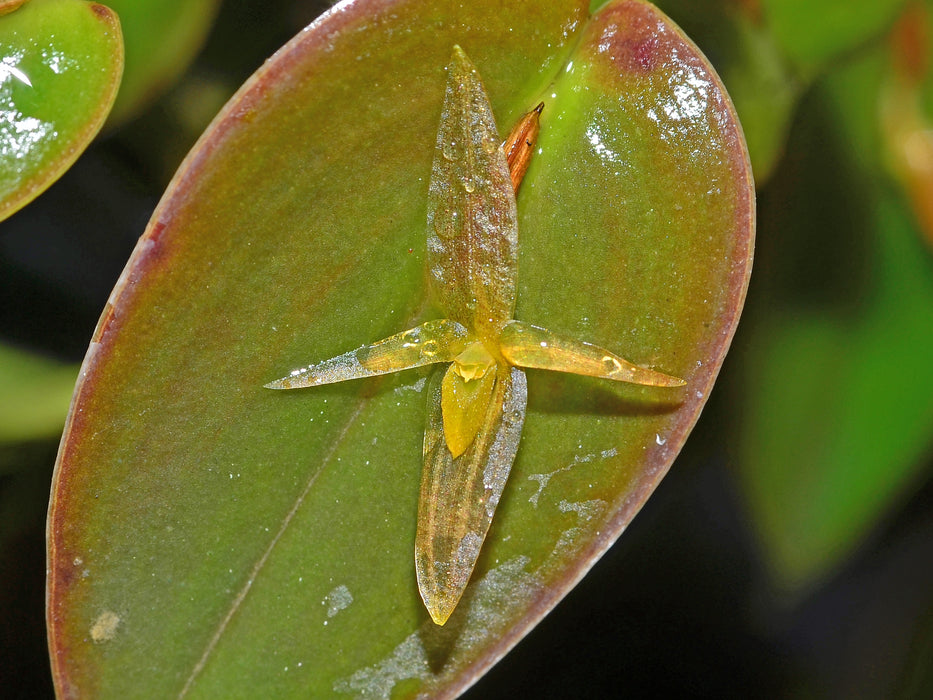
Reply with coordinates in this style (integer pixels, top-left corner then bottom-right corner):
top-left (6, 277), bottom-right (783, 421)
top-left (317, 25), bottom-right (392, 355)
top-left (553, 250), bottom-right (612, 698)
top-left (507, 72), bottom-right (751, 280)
top-left (267, 46), bottom-right (684, 625)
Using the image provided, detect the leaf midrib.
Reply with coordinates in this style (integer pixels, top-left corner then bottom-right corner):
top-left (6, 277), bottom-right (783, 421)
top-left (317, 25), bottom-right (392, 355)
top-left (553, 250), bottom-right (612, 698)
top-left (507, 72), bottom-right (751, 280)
top-left (177, 396), bottom-right (370, 697)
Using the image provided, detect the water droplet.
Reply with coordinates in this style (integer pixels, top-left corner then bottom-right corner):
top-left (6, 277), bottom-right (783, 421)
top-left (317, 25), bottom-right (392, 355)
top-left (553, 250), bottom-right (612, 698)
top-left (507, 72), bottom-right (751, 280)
top-left (602, 355), bottom-right (623, 374)
top-left (482, 135), bottom-right (498, 154)
top-left (442, 140), bottom-right (456, 160)
top-left (401, 329), bottom-right (421, 348)
top-left (462, 177), bottom-right (475, 193)
top-left (422, 340), bottom-right (438, 357)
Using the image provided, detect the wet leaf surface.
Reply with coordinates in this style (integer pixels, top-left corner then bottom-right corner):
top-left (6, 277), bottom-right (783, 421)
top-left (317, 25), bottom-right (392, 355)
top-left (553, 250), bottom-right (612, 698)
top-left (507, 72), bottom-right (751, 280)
top-left (47, 1), bottom-right (753, 696)
top-left (0, 0), bottom-right (122, 221)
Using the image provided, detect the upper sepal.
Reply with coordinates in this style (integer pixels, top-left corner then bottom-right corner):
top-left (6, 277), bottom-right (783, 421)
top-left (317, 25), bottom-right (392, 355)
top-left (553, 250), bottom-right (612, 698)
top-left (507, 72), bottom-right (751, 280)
top-left (426, 46), bottom-right (518, 344)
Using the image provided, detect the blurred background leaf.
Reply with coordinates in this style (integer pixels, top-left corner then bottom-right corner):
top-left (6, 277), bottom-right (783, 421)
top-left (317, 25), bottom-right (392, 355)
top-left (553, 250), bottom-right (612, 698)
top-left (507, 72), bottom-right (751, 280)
top-left (761, 0), bottom-right (906, 78)
top-left (733, 0), bottom-right (933, 589)
top-left (0, 342), bottom-right (76, 449)
top-left (103, 0), bottom-right (221, 125)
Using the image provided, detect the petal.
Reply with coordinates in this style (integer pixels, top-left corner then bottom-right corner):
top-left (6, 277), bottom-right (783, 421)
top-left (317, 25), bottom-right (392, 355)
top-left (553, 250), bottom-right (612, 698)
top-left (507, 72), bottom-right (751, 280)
top-left (440, 361), bottom-right (497, 458)
top-left (264, 319), bottom-right (470, 389)
top-left (416, 364), bottom-right (527, 625)
top-left (426, 46), bottom-right (518, 344)
top-left (499, 320), bottom-right (685, 387)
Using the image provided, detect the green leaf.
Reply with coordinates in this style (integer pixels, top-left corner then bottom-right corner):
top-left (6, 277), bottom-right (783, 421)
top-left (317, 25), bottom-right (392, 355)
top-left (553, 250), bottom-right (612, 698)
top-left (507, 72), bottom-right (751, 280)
top-left (47, 0), bottom-right (754, 696)
top-left (736, 47), bottom-right (933, 588)
top-left (103, 0), bottom-right (220, 125)
top-left (654, 0), bottom-right (800, 183)
top-left (0, 342), bottom-right (77, 448)
top-left (761, 0), bottom-right (906, 79)
top-left (0, 0), bottom-right (122, 221)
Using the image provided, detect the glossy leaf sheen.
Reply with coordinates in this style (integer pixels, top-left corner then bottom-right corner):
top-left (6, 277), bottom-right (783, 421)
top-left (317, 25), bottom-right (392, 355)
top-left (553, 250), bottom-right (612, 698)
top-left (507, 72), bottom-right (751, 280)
top-left (47, 0), bottom-right (754, 697)
top-left (0, 0), bottom-right (122, 221)
top-left (656, 0), bottom-right (905, 184)
top-left (653, 0), bottom-right (799, 183)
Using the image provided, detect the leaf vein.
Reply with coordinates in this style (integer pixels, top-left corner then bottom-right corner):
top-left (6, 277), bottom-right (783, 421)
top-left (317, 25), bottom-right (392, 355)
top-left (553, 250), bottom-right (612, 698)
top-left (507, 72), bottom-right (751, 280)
top-left (177, 399), bottom-right (370, 698)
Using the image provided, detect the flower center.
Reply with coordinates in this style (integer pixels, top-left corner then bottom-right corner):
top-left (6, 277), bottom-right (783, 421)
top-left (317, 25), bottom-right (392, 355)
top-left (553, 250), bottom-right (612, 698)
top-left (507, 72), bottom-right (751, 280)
top-left (452, 340), bottom-right (496, 381)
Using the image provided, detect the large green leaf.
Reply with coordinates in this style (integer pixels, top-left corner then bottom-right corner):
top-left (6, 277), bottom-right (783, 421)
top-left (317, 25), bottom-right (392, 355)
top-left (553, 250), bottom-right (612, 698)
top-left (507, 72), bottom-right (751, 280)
top-left (47, 0), bottom-right (754, 696)
top-left (0, 0), bottom-right (122, 221)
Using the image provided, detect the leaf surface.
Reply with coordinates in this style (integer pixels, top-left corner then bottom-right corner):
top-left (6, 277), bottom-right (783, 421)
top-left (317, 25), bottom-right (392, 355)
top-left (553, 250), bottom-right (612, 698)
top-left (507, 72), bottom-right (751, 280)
top-left (47, 1), bottom-right (754, 697)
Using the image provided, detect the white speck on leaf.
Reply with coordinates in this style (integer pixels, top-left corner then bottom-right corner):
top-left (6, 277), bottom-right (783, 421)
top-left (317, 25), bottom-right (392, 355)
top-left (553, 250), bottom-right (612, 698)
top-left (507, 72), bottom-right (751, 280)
top-left (528, 449), bottom-right (617, 506)
top-left (550, 499), bottom-right (608, 559)
top-left (90, 611), bottom-right (120, 643)
top-left (393, 376), bottom-right (426, 395)
top-left (333, 557), bottom-right (540, 697)
top-left (332, 630), bottom-right (429, 697)
top-left (323, 584), bottom-right (354, 618)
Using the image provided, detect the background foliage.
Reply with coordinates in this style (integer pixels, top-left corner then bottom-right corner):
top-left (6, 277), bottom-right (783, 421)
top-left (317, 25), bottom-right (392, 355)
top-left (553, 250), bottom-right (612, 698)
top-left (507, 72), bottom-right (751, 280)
top-left (2, 0), bottom-right (933, 697)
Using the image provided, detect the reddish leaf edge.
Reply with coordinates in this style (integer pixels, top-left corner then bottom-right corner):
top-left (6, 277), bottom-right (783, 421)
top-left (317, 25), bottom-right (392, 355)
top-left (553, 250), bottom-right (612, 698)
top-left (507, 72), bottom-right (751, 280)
top-left (45, 0), bottom-right (755, 697)
top-left (445, 3), bottom-right (755, 696)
